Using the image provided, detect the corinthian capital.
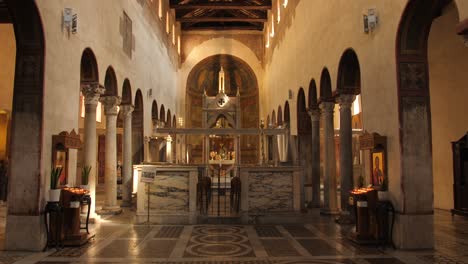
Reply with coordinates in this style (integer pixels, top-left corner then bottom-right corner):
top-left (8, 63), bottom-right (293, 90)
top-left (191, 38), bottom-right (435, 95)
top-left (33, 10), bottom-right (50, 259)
top-left (337, 94), bottom-right (355, 109)
top-left (100, 96), bottom-right (121, 116)
top-left (308, 108), bottom-right (321, 122)
top-left (81, 83), bottom-right (105, 105)
top-left (120, 104), bottom-right (134, 117)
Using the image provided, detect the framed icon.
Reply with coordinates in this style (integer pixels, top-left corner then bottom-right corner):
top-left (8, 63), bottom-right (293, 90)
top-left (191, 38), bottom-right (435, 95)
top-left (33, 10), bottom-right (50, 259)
top-left (371, 149), bottom-right (386, 189)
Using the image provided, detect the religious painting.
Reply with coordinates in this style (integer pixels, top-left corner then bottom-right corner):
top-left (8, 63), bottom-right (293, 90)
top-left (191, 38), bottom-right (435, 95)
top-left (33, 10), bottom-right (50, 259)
top-left (55, 150), bottom-right (67, 186)
top-left (371, 149), bottom-right (385, 189)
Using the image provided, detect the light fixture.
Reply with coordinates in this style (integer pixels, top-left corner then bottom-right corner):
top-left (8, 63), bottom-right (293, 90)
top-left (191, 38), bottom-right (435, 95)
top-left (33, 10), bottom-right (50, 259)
top-left (283, 0), bottom-right (288, 8)
top-left (62, 8), bottom-right (78, 36)
top-left (178, 117), bottom-right (184, 127)
top-left (363, 8), bottom-right (378, 34)
top-left (277, 0), bottom-right (281, 23)
top-left (270, 15), bottom-right (275, 37)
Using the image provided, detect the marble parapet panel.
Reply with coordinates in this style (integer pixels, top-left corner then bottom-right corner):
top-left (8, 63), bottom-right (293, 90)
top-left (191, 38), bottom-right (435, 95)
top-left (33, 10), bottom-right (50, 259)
top-left (143, 171), bottom-right (190, 213)
top-left (248, 171), bottom-right (293, 212)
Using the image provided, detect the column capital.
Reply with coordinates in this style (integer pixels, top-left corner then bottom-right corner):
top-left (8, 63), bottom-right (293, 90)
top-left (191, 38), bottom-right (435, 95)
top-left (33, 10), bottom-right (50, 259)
top-left (120, 104), bottom-right (134, 116)
top-left (308, 108), bottom-right (321, 121)
top-left (337, 94), bottom-right (355, 109)
top-left (81, 83), bottom-right (105, 106)
top-left (319, 101), bottom-right (335, 113)
top-left (100, 96), bottom-right (121, 116)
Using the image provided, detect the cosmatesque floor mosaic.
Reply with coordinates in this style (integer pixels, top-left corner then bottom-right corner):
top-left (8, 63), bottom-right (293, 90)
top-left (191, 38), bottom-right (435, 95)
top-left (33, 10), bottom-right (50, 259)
top-left (1, 208), bottom-right (468, 264)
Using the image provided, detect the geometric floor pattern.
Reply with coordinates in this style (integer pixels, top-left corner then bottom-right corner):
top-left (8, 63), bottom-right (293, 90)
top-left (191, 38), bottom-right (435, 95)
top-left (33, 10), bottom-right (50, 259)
top-left (1, 210), bottom-right (468, 263)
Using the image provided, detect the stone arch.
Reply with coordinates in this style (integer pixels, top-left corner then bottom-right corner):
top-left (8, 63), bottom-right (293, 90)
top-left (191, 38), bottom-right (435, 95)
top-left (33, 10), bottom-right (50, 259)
top-left (132, 90), bottom-right (144, 164)
top-left (284, 101), bottom-right (290, 126)
top-left (186, 54), bottom-right (259, 128)
top-left (308, 79), bottom-right (318, 110)
top-left (3, 0), bottom-right (45, 250)
top-left (186, 54), bottom-right (259, 164)
top-left (297, 87), bottom-right (312, 202)
top-left (395, 0), bottom-right (455, 249)
top-left (80, 48), bottom-right (99, 83)
top-left (166, 109), bottom-right (172, 128)
top-left (337, 49), bottom-right (361, 95)
top-left (271, 110), bottom-right (277, 127)
top-left (297, 88), bottom-right (310, 134)
top-left (172, 115), bottom-right (177, 128)
top-left (151, 100), bottom-right (158, 121)
top-left (277, 106), bottom-right (283, 126)
top-left (320, 68), bottom-right (333, 101)
top-left (160, 104), bottom-right (165, 124)
top-left (104, 66), bottom-right (118, 96)
top-left (207, 113), bottom-right (236, 129)
top-left (121, 79), bottom-right (132, 105)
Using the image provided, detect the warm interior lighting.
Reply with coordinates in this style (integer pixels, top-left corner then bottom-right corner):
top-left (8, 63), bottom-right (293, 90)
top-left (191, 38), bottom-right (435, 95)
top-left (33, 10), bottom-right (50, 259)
top-left (158, 0), bottom-right (163, 19)
top-left (265, 28), bottom-right (270, 48)
top-left (166, 11), bottom-right (170, 33)
top-left (172, 24), bottom-right (176, 44)
top-left (283, 0), bottom-right (288, 8)
top-left (353, 95), bottom-right (361, 115)
top-left (166, 135), bottom-right (173, 163)
top-left (80, 94), bottom-right (102, 122)
top-left (177, 35), bottom-right (181, 54)
top-left (178, 117), bottom-right (184, 127)
top-left (133, 168), bottom-right (139, 193)
top-left (270, 16), bottom-right (275, 37)
top-left (277, 0), bottom-right (281, 23)
top-left (350, 187), bottom-right (375, 195)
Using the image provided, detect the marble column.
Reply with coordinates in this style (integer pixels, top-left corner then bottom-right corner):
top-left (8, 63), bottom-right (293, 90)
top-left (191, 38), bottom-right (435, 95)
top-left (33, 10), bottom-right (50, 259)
top-left (144, 136), bottom-right (152, 163)
top-left (120, 104), bottom-right (134, 207)
top-left (81, 83), bottom-right (104, 216)
top-left (320, 102), bottom-right (339, 215)
top-left (308, 108), bottom-right (321, 208)
top-left (99, 95), bottom-right (122, 214)
top-left (338, 94), bottom-right (355, 214)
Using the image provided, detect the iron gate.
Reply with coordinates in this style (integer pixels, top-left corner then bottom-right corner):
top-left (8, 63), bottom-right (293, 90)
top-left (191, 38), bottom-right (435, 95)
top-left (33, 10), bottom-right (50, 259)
top-left (197, 166), bottom-right (241, 217)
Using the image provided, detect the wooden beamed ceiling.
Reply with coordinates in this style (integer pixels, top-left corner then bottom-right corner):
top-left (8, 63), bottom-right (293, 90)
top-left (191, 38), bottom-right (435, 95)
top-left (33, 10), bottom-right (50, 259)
top-left (170, 0), bottom-right (272, 31)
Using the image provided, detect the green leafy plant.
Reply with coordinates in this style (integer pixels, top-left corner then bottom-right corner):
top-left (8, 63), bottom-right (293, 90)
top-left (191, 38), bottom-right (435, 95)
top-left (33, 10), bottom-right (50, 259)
top-left (81, 165), bottom-right (91, 185)
top-left (50, 167), bottom-right (63, 189)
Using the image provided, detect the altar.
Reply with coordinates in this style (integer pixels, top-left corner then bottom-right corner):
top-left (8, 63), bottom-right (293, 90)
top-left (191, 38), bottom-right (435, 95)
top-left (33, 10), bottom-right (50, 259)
top-left (133, 67), bottom-right (304, 224)
top-left (134, 164), bottom-right (303, 224)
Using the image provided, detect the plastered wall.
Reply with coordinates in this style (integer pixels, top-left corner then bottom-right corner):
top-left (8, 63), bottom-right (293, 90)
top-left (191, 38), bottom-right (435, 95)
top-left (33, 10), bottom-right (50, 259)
top-left (0, 24), bottom-right (15, 112)
top-left (35, 0), bottom-right (179, 196)
top-left (429, 3), bottom-right (468, 210)
top-left (263, 0), bottom-right (405, 212)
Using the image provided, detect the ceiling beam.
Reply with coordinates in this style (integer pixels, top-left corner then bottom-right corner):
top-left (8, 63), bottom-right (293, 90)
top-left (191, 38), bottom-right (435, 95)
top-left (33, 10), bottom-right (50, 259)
top-left (170, 4), bottom-right (272, 10)
top-left (182, 26), bottom-right (264, 31)
top-left (178, 17), bottom-right (267, 23)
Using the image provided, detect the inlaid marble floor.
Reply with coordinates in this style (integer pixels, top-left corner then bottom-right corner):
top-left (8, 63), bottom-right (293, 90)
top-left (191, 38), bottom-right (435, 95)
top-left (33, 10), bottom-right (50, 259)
top-left (1, 209), bottom-right (468, 264)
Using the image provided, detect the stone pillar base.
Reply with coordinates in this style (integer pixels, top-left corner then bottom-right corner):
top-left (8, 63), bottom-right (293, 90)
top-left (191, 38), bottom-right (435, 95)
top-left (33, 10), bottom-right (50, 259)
top-left (120, 200), bottom-right (132, 207)
top-left (97, 206), bottom-right (122, 215)
top-left (5, 215), bottom-right (46, 251)
top-left (320, 208), bottom-right (340, 215)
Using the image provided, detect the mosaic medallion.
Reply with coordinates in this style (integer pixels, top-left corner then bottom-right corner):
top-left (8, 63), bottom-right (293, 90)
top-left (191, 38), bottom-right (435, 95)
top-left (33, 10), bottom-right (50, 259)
top-left (184, 226), bottom-right (254, 258)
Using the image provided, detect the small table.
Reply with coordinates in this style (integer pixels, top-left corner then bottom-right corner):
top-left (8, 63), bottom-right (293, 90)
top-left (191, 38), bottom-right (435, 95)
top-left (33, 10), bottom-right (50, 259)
top-left (44, 201), bottom-right (64, 251)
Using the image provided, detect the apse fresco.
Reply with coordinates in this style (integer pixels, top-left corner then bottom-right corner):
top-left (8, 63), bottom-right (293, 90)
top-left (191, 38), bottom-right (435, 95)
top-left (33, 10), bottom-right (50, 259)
top-left (186, 54), bottom-right (259, 164)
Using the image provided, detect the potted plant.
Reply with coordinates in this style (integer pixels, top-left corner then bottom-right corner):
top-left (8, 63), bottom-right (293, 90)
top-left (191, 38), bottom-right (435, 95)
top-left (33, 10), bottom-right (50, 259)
top-left (49, 167), bottom-right (63, 202)
top-left (81, 165), bottom-right (91, 190)
top-left (378, 177), bottom-right (389, 201)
